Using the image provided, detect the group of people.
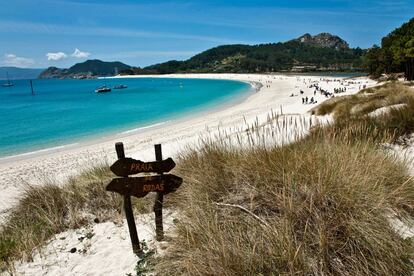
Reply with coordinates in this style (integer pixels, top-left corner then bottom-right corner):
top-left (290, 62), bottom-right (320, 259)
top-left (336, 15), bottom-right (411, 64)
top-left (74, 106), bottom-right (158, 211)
top-left (295, 77), bottom-right (369, 106)
top-left (264, 80), bottom-right (272, 88)
top-left (298, 85), bottom-right (319, 104)
top-left (347, 80), bottom-right (368, 90)
top-left (309, 84), bottom-right (335, 98)
top-left (298, 81), bottom-right (345, 105)
top-left (302, 96), bottom-right (317, 104)
top-left (334, 87), bottom-right (347, 93)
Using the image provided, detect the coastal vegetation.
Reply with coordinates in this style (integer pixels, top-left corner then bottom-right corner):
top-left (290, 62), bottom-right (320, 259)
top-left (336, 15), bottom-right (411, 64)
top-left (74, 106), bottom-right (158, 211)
top-left (1, 82), bottom-right (414, 275)
top-left (0, 165), bottom-right (155, 271)
top-left (364, 18), bottom-right (414, 80)
top-left (314, 82), bottom-right (414, 143)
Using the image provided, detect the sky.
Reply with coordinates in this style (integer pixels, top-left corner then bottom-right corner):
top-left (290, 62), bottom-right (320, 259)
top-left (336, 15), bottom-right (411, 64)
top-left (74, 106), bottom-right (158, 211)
top-left (1, 0), bottom-right (413, 69)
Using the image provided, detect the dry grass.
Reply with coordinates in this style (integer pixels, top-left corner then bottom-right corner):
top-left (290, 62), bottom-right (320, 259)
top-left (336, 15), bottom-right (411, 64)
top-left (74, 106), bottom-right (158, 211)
top-left (156, 134), bottom-right (414, 275)
top-left (312, 82), bottom-right (414, 144)
top-left (0, 164), bottom-right (155, 271)
top-left (314, 82), bottom-right (414, 120)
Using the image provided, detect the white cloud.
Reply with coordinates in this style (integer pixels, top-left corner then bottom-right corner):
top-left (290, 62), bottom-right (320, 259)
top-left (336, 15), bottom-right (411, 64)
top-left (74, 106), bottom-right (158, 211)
top-left (71, 48), bottom-right (90, 58)
top-left (46, 52), bottom-right (67, 61)
top-left (4, 54), bottom-right (35, 68)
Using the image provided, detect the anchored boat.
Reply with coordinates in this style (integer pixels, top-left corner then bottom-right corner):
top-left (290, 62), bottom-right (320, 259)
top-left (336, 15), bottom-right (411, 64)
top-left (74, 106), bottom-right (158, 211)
top-left (95, 85), bottom-right (111, 93)
top-left (2, 72), bottom-right (14, 87)
top-left (113, 84), bottom-right (128, 89)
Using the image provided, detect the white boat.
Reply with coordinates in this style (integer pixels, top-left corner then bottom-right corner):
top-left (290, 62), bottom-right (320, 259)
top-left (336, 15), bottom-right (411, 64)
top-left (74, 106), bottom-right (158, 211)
top-left (2, 72), bottom-right (14, 87)
top-left (113, 84), bottom-right (127, 89)
top-left (95, 85), bottom-right (111, 93)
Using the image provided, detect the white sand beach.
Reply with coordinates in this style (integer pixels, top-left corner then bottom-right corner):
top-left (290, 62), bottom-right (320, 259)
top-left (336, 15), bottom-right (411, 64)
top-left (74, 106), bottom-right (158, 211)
top-left (0, 74), bottom-right (376, 218)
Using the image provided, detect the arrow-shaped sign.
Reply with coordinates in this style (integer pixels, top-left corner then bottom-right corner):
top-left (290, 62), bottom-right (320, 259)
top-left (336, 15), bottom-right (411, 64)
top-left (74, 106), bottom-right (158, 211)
top-left (110, 157), bottom-right (176, 177)
top-left (106, 174), bottom-right (183, 198)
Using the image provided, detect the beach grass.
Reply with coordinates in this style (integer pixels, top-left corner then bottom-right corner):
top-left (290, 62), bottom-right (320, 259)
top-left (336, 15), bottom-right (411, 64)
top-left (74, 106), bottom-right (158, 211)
top-left (314, 82), bottom-right (413, 119)
top-left (0, 164), bottom-right (155, 271)
top-left (313, 82), bottom-right (414, 143)
top-left (154, 128), bottom-right (414, 275)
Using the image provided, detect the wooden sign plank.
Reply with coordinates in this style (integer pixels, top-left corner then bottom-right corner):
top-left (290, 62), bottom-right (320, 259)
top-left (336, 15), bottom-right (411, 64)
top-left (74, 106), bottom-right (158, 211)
top-left (106, 174), bottom-right (182, 198)
top-left (110, 157), bottom-right (175, 177)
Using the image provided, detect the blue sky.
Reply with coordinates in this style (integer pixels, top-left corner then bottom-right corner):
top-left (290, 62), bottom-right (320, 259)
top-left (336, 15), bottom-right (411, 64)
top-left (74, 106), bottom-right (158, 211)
top-left (1, 0), bottom-right (413, 68)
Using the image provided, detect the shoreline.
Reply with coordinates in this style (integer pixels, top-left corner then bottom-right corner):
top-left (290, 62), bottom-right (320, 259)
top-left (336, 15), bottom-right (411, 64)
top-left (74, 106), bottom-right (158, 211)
top-left (0, 73), bottom-right (376, 217)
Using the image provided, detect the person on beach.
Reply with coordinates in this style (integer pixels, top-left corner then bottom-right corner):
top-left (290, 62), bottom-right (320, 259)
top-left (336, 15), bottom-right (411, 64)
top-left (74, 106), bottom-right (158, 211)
top-left (305, 97), bottom-right (308, 104)
top-left (302, 97), bottom-right (305, 104)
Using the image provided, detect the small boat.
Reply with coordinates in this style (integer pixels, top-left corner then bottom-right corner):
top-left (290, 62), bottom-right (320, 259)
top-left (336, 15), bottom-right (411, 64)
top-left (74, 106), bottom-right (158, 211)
top-left (113, 84), bottom-right (128, 89)
top-left (2, 72), bottom-right (14, 87)
top-left (95, 85), bottom-right (111, 93)
top-left (2, 82), bottom-right (13, 87)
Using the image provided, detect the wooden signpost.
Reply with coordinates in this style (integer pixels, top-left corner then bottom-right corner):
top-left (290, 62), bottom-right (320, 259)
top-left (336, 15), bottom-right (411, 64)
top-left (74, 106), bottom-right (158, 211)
top-left (106, 142), bottom-right (182, 255)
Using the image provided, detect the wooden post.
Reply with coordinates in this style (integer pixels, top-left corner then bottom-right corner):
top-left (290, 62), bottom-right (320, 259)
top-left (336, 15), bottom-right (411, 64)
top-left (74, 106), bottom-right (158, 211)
top-left (30, 80), bottom-right (34, 95)
top-left (154, 144), bottom-right (164, 241)
top-left (115, 142), bottom-right (141, 254)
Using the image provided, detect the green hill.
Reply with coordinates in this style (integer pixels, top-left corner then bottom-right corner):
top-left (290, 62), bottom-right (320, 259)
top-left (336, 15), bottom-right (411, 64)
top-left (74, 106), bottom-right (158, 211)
top-left (143, 33), bottom-right (364, 74)
top-left (67, 59), bottom-right (130, 75)
top-left (39, 59), bottom-right (131, 79)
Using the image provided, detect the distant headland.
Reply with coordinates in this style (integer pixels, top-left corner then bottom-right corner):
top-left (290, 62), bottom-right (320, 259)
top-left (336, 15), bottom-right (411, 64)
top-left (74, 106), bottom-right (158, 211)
top-left (38, 59), bottom-right (131, 79)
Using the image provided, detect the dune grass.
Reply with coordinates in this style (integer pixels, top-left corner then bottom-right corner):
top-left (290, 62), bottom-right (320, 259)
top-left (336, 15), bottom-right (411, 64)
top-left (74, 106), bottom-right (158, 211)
top-left (314, 82), bottom-right (413, 119)
top-left (0, 164), bottom-right (155, 271)
top-left (155, 130), bottom-right (414, 275)
top-left (313, 82), bottom-right (414, 144)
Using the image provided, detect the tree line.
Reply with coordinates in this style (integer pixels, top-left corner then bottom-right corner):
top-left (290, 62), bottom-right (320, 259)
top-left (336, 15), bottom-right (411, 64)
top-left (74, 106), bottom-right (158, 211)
top-left (364, 18), bottom-right (414, 80)
top-left (134, 39), bottom-right (364, 74)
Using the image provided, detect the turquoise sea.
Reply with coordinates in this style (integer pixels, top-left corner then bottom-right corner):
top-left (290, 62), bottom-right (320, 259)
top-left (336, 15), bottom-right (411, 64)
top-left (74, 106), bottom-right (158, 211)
top-left (0, 78), bottom-right (252, 157)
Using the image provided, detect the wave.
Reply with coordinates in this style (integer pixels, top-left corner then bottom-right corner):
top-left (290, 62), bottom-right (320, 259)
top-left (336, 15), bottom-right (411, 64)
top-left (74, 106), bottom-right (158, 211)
top-left (0, 143), bottom-right (80, 161)
top-left (121, 121), bottom-right (170, 134)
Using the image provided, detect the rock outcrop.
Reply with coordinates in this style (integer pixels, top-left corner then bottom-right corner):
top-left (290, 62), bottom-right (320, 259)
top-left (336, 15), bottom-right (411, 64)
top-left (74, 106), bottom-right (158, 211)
top-left (295, 33), bottom-right (349, 50)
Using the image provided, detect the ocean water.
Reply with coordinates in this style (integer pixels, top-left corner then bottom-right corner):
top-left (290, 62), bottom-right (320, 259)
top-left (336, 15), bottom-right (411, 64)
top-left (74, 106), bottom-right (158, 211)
top-left (0, 78), bottom-right (252, 157)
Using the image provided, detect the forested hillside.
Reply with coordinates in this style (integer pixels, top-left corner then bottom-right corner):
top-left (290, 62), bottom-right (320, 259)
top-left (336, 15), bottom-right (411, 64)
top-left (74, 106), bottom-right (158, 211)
top-left (140, 33), bottom-right (364, 74)
top-left (364, 17), bottom-right (414, 80)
